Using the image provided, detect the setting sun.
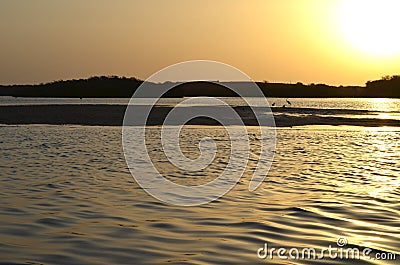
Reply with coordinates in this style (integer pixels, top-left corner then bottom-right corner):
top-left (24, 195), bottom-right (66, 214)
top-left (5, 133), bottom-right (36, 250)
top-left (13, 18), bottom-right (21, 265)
top-left (337, 0), bottom-right (400, 57)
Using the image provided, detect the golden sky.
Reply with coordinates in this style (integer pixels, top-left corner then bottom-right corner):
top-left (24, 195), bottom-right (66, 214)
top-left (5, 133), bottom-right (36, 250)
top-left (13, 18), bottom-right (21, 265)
top-left (0, 0), bottom-right (399, 85)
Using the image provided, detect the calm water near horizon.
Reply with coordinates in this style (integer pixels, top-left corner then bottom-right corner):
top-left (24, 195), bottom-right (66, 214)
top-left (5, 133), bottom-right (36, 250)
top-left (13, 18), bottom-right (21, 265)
top-left (1, 97), bottom-right (400, 124)
top-left (0, 97), bottom-right (399, 264)
top-left (1, 96), bottom-right (400, 112)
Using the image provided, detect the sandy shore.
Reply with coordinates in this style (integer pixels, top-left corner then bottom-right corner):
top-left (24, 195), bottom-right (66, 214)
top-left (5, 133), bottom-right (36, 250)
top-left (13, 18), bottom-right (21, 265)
top-left (0, 104), bottom-right (399, 127)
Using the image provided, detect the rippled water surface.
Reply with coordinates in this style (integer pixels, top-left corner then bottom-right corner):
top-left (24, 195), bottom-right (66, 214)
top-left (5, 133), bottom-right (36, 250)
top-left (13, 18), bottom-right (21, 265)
top-left (1, 125), bottom-right (399, 264)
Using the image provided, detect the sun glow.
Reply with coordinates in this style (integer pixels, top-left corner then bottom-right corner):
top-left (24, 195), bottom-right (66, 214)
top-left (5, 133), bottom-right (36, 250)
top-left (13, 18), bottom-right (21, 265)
top-left (337, 0), bottom-right (400, 57)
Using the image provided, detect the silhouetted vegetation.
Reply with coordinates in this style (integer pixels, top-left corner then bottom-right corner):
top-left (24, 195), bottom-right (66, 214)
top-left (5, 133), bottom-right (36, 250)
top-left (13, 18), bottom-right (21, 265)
top-left (365, 75), bottom-right (400, 98)
top-left (0, 75), bottom-right (399, 98)
top-left (0, 76), bottom-right (142, 97)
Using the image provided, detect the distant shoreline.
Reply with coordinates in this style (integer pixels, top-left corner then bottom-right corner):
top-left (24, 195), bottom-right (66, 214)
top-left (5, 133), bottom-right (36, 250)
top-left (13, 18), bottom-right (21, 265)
top-left (1, 75), bottom-right (399, 98)
top-left (0, 104), bottom-right (399, 127)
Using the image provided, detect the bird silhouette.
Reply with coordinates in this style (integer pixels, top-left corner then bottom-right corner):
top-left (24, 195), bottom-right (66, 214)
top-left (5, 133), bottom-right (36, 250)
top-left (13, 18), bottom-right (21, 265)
top-left (271, 102), bottom-right (276, 106)
top-left (285, 98), bottom-right (292, 106)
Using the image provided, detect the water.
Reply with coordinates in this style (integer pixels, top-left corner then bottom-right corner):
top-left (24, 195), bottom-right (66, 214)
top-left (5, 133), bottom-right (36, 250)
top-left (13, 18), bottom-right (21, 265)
top-left (1, 96), bottom-right (399, 123)
top-left (1, 97), bottom-right (399, 111)
top-left (1, 125), bottom-right (399, 264)
top-left (0, 97), bottom-right (131, 106)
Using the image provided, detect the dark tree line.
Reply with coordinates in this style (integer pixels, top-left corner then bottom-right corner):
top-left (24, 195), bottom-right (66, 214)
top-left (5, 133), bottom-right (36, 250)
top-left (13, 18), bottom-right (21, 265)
top-left (0, 75), bottom-right (399, 98)
top-left (365, 75), bottom-right (400, 98)
top-left (0, 76), bottom-right (142, 97)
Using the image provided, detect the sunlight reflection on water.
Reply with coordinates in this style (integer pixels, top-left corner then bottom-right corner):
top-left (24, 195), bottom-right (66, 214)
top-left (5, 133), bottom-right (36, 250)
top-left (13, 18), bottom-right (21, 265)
top-left (0, 125), bottom-right (399, 264)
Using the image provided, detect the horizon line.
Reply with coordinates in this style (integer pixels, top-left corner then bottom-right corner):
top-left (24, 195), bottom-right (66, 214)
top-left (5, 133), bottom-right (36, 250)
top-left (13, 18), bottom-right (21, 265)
top-left (2, 74), bottom-right (395, 87)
